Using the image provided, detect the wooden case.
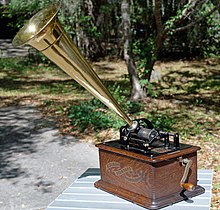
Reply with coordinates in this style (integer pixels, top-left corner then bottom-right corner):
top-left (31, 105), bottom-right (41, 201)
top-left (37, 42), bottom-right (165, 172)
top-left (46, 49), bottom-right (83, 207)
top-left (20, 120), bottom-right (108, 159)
top-left (95, 141), bottom-right (205, 209)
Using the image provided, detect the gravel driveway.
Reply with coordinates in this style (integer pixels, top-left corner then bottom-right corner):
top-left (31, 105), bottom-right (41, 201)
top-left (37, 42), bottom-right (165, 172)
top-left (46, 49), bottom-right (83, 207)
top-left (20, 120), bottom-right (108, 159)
top-left (0, 105), bottom-right (99, 210)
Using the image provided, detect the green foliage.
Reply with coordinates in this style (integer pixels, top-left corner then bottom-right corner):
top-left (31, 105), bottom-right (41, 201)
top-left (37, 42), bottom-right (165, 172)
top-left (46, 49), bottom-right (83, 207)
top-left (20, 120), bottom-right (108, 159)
top-left (66, 81), bottom-right (175, 132)
top-left (164, 1), bottom-right (220, 58)
top-left (3, 0), bottom-right (55, 29)
top-left (164, 1), bottom-right (192, 32)
top-left (67, 98), bottom-right (123, 131)
top-left (201, 6), bottom-right (220, 57)
top-left (66, 84), bottom-right (144, 131)
top-left (145, 82), bottom-right (157, 98)
top-left (186, 3), bottom-right (220, 57)
top-left (130, 1), bottom-right (159, 94)
top-left (132, 39), bottom-right (158, 96)
top-left (78, 15), bottom-right (101, 38)
top-left (8, 0), bottom-right (54, 13)
top-left (2, 0), bottom-right (219, 59)
top-left (108, 85), bottom-right (143, 114)
top-left (35, 52), bottom-right (51, 64)
top-left (99, 5), bottom-right (111, 14)
top-left (133, 39), bottom-right (156, 68)
top-left (0, 57), bottom-right (33, 71)
top-left (149, 114), bottom-right (174, 131)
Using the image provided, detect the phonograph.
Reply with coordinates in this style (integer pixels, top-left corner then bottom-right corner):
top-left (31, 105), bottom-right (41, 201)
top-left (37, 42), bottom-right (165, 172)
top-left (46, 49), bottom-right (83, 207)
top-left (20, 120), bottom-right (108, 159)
top-left (13, 3), bottom-right (205, 209)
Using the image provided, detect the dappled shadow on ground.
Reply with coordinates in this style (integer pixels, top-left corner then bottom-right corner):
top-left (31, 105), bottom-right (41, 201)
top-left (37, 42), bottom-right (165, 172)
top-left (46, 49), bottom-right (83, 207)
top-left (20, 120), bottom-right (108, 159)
top-left (93, 60), bottom-right (128, 81)
top-left (0, 77), bottom-right (85, 94)
top-left (154, 60), bottom-right (220, 112)
top-left (0, 58), bottom-right (129, 104)
top-left (0, 106), bottom-right (56, 179)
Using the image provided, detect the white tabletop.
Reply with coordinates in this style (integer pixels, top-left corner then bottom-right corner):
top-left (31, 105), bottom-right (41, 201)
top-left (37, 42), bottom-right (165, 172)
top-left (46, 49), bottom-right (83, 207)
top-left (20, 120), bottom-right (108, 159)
top-left (46, 168), bottom-right (213, 210)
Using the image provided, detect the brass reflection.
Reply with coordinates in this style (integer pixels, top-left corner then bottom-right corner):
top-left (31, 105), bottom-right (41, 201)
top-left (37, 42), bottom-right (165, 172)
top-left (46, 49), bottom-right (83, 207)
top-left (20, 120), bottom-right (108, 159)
top-left (13, 3), bottom-right (132, 126)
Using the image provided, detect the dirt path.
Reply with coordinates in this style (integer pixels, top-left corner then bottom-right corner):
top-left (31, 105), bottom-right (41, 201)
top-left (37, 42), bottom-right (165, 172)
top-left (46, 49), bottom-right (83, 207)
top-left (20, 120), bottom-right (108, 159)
top-left (0, 105), bottom-right (99, 210)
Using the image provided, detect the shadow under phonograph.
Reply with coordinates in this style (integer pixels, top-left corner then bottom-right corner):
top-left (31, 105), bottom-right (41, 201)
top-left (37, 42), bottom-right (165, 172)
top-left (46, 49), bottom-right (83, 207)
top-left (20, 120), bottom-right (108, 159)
top-left (13, 3), bottom-right (205, 209)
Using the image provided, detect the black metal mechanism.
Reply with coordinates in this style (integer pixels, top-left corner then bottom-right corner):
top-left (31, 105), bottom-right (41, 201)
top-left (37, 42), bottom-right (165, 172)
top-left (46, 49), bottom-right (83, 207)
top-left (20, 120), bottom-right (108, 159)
top-left (120, 118), bottom-right (181, 155)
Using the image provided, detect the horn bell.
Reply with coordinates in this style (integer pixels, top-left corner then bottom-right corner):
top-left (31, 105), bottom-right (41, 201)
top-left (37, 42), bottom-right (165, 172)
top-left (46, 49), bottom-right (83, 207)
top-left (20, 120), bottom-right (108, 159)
top-left (13, 4), bottom-right (132, 126)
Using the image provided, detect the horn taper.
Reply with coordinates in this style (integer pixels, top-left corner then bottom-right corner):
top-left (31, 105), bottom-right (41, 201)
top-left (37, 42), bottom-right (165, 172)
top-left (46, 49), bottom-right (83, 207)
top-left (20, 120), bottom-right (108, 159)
top-left (13, 4), bottom-right (132, 126)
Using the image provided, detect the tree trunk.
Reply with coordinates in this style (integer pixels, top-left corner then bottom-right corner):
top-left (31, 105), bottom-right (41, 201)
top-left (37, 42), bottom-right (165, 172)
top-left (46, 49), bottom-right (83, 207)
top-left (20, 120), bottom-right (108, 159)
top-left (127, 58), bottom-right (147, 100)
top-left (121, 0), bottom-right (146, 100)
top-left (142, 0), bottom-right (166, 82)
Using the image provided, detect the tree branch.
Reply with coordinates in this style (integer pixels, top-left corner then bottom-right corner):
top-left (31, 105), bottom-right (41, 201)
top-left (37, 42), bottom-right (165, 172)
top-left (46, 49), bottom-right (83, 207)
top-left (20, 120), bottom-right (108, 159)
top-left (170, 2), bottom-right (220, 33)
top-left (180, 0), bottom-right (201, 19)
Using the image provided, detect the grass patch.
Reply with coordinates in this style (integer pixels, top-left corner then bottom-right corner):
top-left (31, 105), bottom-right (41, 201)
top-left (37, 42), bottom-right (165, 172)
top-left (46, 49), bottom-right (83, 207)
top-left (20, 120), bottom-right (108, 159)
top-left (0, 57), bottom-right (89, 105)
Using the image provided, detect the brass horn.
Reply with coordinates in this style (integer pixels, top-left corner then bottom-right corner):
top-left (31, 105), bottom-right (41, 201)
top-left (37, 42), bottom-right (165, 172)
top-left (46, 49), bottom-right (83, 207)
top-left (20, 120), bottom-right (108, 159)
top-left (13, 3), bottom-right (132, 126)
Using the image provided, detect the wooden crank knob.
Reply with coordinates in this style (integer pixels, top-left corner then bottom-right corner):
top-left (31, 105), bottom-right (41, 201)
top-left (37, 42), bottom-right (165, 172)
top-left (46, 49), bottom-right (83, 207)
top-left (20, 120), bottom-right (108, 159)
top-left (181, 182), bottom-right (196, 191)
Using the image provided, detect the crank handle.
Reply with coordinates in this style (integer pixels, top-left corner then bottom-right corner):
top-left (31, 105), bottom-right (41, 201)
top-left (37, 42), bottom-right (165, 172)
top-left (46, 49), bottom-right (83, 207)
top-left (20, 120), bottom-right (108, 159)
top-left (179, 158), bottom-right (195, 191)
top-left (181, 182), bottom-right (195, 191)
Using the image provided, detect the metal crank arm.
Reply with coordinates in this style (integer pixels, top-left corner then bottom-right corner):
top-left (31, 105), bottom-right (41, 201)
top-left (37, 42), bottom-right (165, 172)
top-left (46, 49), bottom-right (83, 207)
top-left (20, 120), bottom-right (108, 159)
top-left (179, 157), bottom-right (195, 191)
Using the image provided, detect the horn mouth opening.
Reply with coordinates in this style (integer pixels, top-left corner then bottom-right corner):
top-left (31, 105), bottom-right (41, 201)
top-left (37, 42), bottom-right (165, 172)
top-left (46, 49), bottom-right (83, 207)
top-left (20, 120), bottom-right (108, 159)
top-left (12, 3), bottom-right (60, 47)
